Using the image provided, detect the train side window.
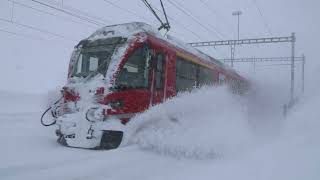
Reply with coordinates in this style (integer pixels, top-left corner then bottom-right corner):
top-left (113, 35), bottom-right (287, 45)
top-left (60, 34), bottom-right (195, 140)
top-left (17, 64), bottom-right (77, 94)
top-left (176, 57), bottom-right (197, 92)
top-left (155, 53), bottom-right (164, 89)
top-left (75, 55), bottom-right (83, 74)
top-left (198, 66), bottom-right (214, 86)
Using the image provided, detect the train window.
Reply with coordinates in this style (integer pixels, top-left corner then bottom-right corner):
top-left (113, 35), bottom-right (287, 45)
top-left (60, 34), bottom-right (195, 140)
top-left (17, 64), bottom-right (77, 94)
top-left (156, 53), bottom-right (164, 89)
top-left (88, 57), bottom-right (99, 71)
top-left (75, 55), bottom-right (83, 74)
top-left (198, 66), bottom-right (213, 86)
top-left (176, 57), bottom-right (197, 92)
top-left (115, 47), bottom-right (149, 89)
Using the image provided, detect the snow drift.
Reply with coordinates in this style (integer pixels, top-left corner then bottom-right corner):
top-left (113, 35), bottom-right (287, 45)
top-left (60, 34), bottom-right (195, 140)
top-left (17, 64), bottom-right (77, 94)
top-left (123, 75), bottom-right (290, 159)
top-left (0, 90), bottom-right (44, 114)
top-left (1, 76), bottom-right (320, 179)
top-left (124, 86), bottom-right (255, 159)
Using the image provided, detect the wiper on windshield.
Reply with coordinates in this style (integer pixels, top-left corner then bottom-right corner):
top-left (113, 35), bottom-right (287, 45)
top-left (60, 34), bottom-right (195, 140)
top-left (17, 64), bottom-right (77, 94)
top-left (71, 72), bottom-right (88, 78)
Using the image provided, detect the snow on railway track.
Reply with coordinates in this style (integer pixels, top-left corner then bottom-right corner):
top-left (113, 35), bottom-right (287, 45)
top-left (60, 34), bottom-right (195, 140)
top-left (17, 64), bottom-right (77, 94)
top-left (0, 87), bottom-right (320, 180)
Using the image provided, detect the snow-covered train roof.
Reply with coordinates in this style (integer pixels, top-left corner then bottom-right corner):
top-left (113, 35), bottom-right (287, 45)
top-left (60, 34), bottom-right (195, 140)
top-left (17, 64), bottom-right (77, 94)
top-left (86, 22), bottom-right (236, 75)
top-left (88, 22), bottom-right (158, 41)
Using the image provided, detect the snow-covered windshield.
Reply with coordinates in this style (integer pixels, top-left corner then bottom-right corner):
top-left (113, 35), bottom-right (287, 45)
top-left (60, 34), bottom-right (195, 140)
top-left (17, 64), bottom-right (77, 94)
top-left (71, 37), bottom-right (126, 78)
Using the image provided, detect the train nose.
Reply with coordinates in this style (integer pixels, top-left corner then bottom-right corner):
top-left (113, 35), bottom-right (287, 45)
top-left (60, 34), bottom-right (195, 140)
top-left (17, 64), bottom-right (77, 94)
top-left (62, 86), bottom-right (80, 102)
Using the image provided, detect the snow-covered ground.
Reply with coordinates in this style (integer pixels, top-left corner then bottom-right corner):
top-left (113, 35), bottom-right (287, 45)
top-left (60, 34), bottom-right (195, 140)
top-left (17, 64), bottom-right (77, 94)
top-left (1, 82), bottom-right (320, 180)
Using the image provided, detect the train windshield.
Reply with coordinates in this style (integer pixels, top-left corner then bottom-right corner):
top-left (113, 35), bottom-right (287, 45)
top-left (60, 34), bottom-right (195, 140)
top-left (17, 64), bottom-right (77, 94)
top-left (71, 37), bottom-right (126, 78)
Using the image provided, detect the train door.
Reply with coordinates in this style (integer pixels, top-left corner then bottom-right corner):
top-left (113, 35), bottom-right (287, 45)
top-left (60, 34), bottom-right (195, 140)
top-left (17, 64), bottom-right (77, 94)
top-left (150, 51), bottom-right (166, 105)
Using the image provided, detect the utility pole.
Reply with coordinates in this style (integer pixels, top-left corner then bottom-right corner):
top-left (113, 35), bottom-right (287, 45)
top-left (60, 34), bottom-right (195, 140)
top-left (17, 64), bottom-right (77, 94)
top-left (10, 0), bottom-right (15, 22)
top-left (253, 57), bottom-right (256, 73)
top-left (302, 54), bottom-right (305, 93)
top-left (230, 45), bottom-right (235, 67)
top-left (290, 32), bottom-right (295, 104)
top-left (232, 11), bottom-right (242, 40)
top-left (231, 11), bottom-right (242, 67)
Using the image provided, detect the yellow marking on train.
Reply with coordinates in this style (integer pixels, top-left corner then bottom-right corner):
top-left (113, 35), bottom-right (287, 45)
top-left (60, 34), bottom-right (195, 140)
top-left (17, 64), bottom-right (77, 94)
top-left (176, 51), bottom-right (216, 70)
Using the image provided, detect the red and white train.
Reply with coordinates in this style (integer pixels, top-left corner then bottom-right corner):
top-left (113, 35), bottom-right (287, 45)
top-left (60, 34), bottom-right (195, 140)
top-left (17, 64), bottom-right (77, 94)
top-left (43, 22), bottom-right (249, 149)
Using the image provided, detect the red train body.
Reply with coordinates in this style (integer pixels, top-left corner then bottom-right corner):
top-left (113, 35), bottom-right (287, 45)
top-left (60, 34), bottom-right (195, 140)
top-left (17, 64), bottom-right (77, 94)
top-left (52, 22), bottom-right (249, 149)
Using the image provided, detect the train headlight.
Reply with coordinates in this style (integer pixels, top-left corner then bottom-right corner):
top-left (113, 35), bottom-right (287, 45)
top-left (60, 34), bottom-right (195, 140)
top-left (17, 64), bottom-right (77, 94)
top-left (85, 107), bottom-right (104, 122)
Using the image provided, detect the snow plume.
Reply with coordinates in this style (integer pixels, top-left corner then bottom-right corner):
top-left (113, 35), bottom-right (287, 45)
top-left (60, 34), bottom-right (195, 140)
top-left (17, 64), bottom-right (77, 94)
top-left (125, 86), bottom-right (255, 159)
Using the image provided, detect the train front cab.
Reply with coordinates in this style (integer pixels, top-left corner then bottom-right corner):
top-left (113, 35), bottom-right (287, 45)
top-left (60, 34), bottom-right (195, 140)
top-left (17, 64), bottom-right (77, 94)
top-left (103, 36), bottom-right (176, 124)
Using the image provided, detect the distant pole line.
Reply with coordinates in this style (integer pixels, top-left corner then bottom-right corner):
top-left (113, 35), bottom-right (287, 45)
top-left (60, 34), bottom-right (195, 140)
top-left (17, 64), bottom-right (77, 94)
top-left (188, 36), bottom-right (294, 47)
top-left (189, 33), bottom-right (303, 103)
top-left (219, 56), bottom-right (304, 62)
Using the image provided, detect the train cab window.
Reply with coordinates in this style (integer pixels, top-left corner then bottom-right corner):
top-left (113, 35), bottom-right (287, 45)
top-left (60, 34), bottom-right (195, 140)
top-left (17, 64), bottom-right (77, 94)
top-left (115, 47), bottom-right (149, 89)
top-left (88, 57), bottom-right (99, 71)
top-left (155, 53), bottom-right (165, 89)
top-left (176, 57), bottom-right (197, 92)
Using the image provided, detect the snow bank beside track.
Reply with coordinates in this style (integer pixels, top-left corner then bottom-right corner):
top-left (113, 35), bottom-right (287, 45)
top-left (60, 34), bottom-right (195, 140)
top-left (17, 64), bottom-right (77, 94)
top-left (0, 91), bottom-right (44, 114)
top-left (1, 82), bottom-right (320, 179)
top-left (125, 86), bottom-right (255, 159)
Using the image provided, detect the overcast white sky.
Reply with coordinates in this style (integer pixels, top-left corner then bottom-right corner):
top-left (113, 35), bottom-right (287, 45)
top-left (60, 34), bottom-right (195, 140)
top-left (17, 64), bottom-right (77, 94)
top-left (0, 0), bottom-right (319, 94)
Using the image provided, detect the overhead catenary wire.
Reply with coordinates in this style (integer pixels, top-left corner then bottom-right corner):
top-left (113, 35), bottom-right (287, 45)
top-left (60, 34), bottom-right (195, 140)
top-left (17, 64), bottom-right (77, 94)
top-left (167, 0), bottom-right (225, 40)
top-left (166, 0), bottom-right (229, 57)
top-left (9, 0), bottom-right (97, 29)
top-left (173, 0), bottom-right (227, 39)
top-left (198, 0), bottom-right (235, 38)
top-left (160, 0), bottom-right (170, 29)
top-left (0, 28), bottom-right (45, 41)
top-left (251, 0), bottom-right (273, 36)
top-left (166, 1), bottom-right (224, 41)
top-left (101, 0), bottom-right (150, 23)
top-left (141, 0), bottom-right (163, 27)
top-left (29, 0), bottom-right (107, 26)
top-left (42, 0), bottom-right (112, 25)
top-left (141, 0), bottom-right (170, 31)
top-left (0, 17), bottom-right (76, 41)
top-left (152, 6), bottom-right (202, 40)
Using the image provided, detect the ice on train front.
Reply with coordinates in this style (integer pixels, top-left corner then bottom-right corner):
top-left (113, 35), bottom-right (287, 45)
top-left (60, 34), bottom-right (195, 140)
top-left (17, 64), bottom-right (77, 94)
top-left (41, 22), bottom-right (158, 149)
